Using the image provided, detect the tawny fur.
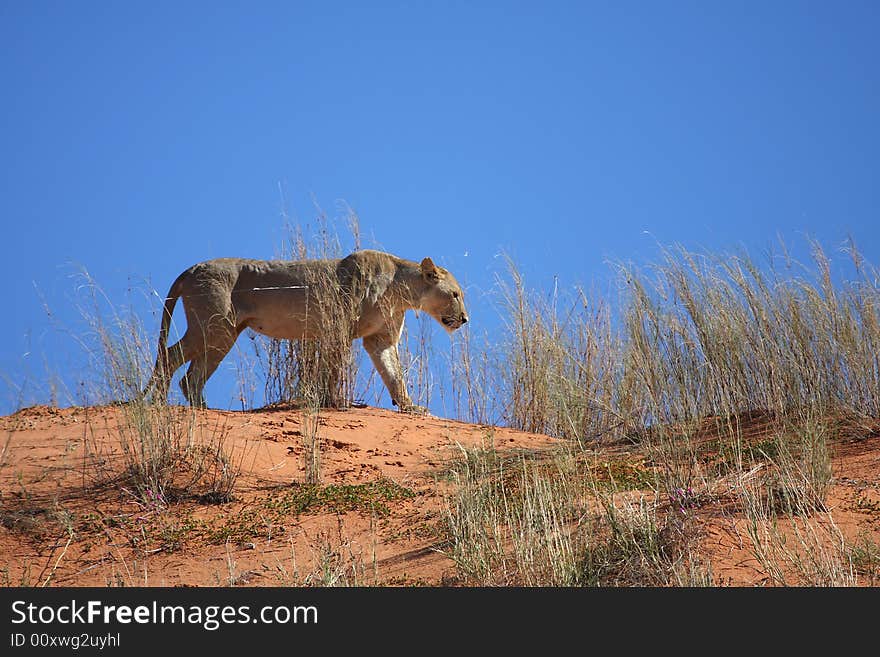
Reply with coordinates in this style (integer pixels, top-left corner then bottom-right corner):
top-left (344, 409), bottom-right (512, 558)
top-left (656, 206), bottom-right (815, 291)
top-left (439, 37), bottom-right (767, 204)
top-left (143, 249), bottom-right (468, 413)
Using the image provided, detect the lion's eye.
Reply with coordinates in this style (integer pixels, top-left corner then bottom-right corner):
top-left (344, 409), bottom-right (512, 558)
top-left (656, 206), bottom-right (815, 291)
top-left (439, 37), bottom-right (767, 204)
top-left (452, 291), bottom-right (460, 299)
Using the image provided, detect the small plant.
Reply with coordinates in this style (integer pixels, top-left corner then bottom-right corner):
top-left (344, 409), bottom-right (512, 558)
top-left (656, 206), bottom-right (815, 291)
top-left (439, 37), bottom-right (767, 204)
top-left (668, 486), bottom-right (699, 515)
top-left (849, 535), bottom-right (880, 585)
top-left (275, 520), bottom-right (371, 586)
top-left (588, 457), bottom-right (655, 492)
top-left (207, 478), bottom-right (414, 545)
top-left (301, 408), bottom-right (322, 485)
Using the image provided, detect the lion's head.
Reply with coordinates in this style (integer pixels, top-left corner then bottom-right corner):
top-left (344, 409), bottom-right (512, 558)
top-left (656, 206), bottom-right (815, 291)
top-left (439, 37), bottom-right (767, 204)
top-left (418, 257), bottom-right (468, 333)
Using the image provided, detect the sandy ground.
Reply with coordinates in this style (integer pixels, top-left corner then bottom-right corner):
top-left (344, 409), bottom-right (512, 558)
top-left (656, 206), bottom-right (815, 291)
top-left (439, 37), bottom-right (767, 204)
top-left (1, 404), bottom-right (878, 586)
top-left (0, 404), bottom-right (555, 586)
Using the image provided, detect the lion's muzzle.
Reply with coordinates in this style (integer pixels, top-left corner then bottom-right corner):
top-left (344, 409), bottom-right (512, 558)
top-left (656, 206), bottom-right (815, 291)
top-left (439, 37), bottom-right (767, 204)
top-left (442, 313), bottom-right (468, 330)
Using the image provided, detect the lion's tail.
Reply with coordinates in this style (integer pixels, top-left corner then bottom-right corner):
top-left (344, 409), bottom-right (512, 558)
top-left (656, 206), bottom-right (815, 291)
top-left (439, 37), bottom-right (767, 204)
top-left (156, 274), bottom-right (186, 357)
top-left (142, 273), bottom-right (186, 400)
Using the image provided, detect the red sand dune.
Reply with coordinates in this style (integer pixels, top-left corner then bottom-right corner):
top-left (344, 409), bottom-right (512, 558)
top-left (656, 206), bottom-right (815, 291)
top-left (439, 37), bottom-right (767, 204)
top-left (1, 404), bottom-right (878, 586)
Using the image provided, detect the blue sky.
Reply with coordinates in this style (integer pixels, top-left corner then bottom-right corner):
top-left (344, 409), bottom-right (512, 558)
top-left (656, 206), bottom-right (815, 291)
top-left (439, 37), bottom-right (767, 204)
top-left (2, 1), bottom-right (878, 413)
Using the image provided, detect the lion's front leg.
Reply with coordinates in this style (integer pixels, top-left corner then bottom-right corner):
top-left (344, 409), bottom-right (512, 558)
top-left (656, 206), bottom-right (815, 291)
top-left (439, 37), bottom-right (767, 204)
top-left (363, 333), bottom-right (427, 416)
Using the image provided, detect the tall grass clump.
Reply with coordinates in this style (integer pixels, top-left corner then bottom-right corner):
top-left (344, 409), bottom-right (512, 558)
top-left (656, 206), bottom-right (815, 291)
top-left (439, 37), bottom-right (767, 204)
top-left (620, 240), bottom-right (880, 428)
top-left (251, 208), bottom-right (363, 410)
top-left (454, 240), bottom-right (880, 501)
top-left (440, 238), bottom-right (880, 587)
top-left (487, 256), bottom-right (625, 444)
top-left (474, 240), bottom-right (880, 442)
top-left (446, 324), bottom-right (502, 425)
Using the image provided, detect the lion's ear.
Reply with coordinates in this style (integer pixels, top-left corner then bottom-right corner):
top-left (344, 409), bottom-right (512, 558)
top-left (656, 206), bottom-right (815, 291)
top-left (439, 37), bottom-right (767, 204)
top-left (420, 257), bottom-right (443, 283)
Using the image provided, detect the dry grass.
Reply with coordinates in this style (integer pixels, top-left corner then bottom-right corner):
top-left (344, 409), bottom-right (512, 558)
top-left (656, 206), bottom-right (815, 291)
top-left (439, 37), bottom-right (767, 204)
top-left (15, 230), bottom-right (880, 586)
top-left (246, 207), bottom-right (443, 413)
top-left (72, 274), bottom-right (244, 505)
top-left (442, 437), bottom-right (710, 586)
top-left (451, 240), bottom-right (880, 441)
top-left (271, 520), bottom-right (375, 587)
top-left (442, 238), bottom-right (880, 585)
top-left (250, 209), bottom-right (361, 410)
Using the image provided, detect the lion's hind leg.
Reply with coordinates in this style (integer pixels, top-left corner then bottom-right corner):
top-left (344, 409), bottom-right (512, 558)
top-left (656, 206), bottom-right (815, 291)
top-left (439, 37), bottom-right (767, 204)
top-left (144, 337), bottom-right (191, 404)
top-left (178, 325), bottom-right (240, 408)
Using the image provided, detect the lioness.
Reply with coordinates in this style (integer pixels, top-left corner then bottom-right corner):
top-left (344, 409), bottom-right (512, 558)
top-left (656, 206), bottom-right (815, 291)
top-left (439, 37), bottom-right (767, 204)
top-left (143, 249), bottom-right (468, 414)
